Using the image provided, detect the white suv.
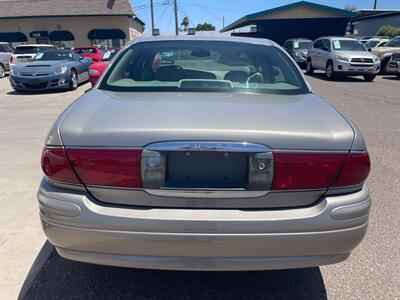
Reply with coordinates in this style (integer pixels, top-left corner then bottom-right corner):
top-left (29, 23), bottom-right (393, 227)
top-left (9, 44), bottom-right (56, 67)
top-left (306, 37), bottom-right (380, 81)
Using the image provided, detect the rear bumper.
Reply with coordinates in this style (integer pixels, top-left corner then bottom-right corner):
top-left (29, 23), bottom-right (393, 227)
top-left (38, 180), bottom-right (371, 271)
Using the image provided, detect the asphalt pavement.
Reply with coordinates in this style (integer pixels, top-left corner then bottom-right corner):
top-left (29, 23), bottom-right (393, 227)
top-left (0, 72), bottom-right (399, 299)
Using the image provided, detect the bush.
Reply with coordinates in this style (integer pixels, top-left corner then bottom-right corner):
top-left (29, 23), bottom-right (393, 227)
top-left (376, 25), bottom-right (400, 38)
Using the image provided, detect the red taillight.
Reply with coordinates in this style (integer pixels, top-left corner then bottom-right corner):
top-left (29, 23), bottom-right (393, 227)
top-left (41, 147), bottom-right (81, 184)
top-left (9, 56), bottom-right (13, 64)
top-left (66, 149), bottom-right (143, 188)
top-left (333, 152), bottom-right (370, 187)
top-left (272, 152), bottom-right (347, 190)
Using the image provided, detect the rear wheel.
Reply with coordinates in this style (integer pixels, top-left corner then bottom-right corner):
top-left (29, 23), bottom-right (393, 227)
top-left (306, 59), bottom-right (314, 74)
top-left (325, 61), bottom-right (335, 80)
top-left (0, 64), bottom-right (5, 78)
top-left (363, 74), bottom-right (376, 82)
top-left (69, 70), bottom-right (78, 91)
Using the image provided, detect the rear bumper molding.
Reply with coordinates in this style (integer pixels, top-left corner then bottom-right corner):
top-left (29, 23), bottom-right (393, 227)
top-left (38, 180), bottom-right (371, 270)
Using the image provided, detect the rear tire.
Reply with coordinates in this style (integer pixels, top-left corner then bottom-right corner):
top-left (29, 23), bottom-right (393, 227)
top-left (306, 59), bottom-right (314, 74)
top-left (363, 74), bottom-right (376, 82)
top-left (69, 70), bottom-right (78, 91)
top-left (0, 64), bottom-right (5, 78)
top-left (325, 61), bottom-right (335, 80)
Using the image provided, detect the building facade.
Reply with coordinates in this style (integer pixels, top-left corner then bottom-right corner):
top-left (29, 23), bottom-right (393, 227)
top-left (350, 10), bottom-right (400, 36)
top-left (220, 1), bottom-right (355, 45)
top-left (0, 0), bottom-right (144, 48)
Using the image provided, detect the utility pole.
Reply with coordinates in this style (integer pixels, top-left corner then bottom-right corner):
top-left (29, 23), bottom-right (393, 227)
top-left (150, 0), bottom-right (155, 33)
top-left (374, 0), bottom-right (377, 9)
top-left (222, 16), bottom-right (225, 29)
top-left (174, 0), bottom-right (179, 36)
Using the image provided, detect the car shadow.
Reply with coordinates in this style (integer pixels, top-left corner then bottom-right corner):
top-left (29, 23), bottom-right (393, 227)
top-left (6, 81), bottom-right (90, 96)
top-left (20, 243), bottom-right (328, 300)
top-left (382, 76), bottom-right (400, 81)
top-left (304, 71), bottom-right (368, 82)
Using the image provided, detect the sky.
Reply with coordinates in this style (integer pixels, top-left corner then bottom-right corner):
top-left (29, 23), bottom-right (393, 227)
top-left (132, 0), bottom-right (400, 32)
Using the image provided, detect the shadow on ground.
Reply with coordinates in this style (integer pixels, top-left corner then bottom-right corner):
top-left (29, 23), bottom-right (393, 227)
top-left (22, 246), bottom-right (327, 300)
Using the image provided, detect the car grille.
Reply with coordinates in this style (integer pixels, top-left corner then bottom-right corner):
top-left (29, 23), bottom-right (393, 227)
top-left (351, 58), bottom-right (374, 63)
top-left (21, 72), bottom-right (51, 77)
top-left (22, 82), bottom-right (48, 89)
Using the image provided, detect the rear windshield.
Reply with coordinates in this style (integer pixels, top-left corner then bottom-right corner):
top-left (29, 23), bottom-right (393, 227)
top-left (14, 46), bottom-right (54, 54)
top-left (35, 51), bottom-right (74, 61)
top-left (332, 40), bottom-right (366, 51)
top-left (364, 40), bottom-right (379, 48)
top-left (102, 49), bottom-right (118, 61)
top-left (293, 41), bottom-right (313, 50)
top-left (76, 48), bottom-right (97, 54)
top-left (14, 46), bottom-right (39, 54)
top-left (99, 41), bottom-right (309, 95)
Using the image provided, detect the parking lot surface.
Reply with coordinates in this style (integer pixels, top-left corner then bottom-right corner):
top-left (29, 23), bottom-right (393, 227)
top-left (1, 73), bottom-right (399, 299)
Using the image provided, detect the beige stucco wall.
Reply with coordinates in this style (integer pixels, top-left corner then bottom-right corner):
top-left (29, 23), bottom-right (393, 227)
top-left (0, 15), bottom-right (142, 47)
top-left (255, 6), bottom-right (348, 20)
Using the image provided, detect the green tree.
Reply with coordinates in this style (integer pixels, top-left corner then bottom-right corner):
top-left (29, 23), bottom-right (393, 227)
top-left (377, 25), bottom-right (400, 38)
top-left (195, 22), bottom-right (216, 31)
top-left (181, 16), bottom-right (190, 32)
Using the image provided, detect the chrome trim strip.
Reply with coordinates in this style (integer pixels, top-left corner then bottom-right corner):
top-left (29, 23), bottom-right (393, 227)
top-left (46, 178), bottom-right (86, 192)
top-left (144, 189), bottom-right (269, 199)
top-left (145, 141), bottom-right (271, 152)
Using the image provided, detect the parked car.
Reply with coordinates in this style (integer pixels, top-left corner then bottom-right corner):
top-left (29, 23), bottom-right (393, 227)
top-left (364, 38), bottom-right (389, 51)
top-left (0, 42), bottom-right (14, 78)
top-left (372, 36), bottom-right (400, 73)
top-left (306, 37), bottom-right (380, 81)
top-left (88, 48), bottom-right (119, 86)
top-left (9, 44), bottom-right (56, 67)
top-left (283, 38), bottom-right (313, 68)
top-left (10, 49), bottom-right (92, 92)
top-left (38, 36), bottom-right (371, 271)
top-left (386, 52), bottom-right (400, 78)
top-left (74, 46), bottom-right (103, 63)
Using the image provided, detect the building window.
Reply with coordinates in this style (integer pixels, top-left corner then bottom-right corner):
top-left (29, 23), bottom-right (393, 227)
top-left (49, 31), bottom-right (75, 49)
top-left (88, 29), bottom-right (126, 48)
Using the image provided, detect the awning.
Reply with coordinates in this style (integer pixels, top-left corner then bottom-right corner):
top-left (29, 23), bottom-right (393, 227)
top-left (0, 32), bottom-right (28, 43)
top-left (49, 30), bottom-right (75, 41)
top-left (88, 29), bottom-right (126, 40)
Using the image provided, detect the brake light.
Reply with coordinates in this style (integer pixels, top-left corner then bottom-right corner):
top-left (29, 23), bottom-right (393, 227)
top-left (333, 152), bottom-right (370, 187)
top-left (41, 147), bottom-right (81, 185)
top-left (272, 152), bottom-right (347, 190)
top-left (66, 149), bottom-right (142, 188)
top-left (9, 56), bottom-right (13, 64)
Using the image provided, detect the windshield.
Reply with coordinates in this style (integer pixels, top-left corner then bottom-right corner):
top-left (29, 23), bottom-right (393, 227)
top-left (34, 51), bottom-right (74, 61)
top-left (332, 40), bottom-right (366, 51)
top-left (100, 41), bottom-right (309, 95)
top-left (293, 41), bottom-right (313, 50)
top-left (76, 48), bottom-right (97, 54)
top-left (102, 50), bottom-right (118, 61)
top-left (364, 40), bottom-right (379, 48)
top-left (385, 37), bottom-right (400, 47)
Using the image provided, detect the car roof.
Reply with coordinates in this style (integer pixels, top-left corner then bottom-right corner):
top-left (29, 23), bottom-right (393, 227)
top-left (286, 38), bottom-right (313, 41)
top-left (317, 37), bottom-right (358, 41)
top-left (134, 35), bottom-right (276, 47)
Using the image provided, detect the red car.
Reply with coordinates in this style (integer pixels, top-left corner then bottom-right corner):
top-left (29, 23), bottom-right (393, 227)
top-left (88, 49), bottom-right (119, 86)
top-left (74, 46), bottom-right (103, 63)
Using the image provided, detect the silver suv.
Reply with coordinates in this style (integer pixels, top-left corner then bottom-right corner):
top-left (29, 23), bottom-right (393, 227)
top-left (0, 42), bottom-right (14, 78)
top-left (306, 37), bottom-right (380, 81)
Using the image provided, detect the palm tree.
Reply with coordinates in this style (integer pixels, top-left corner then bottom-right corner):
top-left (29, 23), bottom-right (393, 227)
top-left (181, 16), bottom-right (189, 32)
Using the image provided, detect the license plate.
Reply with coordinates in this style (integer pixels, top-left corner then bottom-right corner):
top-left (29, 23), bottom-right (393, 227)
top-left (30, 79), bottom-right (41, 85)
top-left (18, 57), bottom-right (32, 63)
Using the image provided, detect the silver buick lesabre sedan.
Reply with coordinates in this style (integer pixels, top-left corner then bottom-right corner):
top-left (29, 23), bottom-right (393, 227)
top-left (38, 36), bottom-right (371, 271)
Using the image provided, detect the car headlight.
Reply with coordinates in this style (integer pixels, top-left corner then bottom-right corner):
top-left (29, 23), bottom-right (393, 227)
top-left (295, 51), bottom-right (304, 57)
top-left (10, 69), bottom-right (19, 76)
top-left (54, 66), bottom-right (68, 75)
top-left (373, 56), bottom-right (380, 63)
top-left (89, 69), bottom-right (100, 75)
top-left (336, 55), bottom-right (350, 62)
